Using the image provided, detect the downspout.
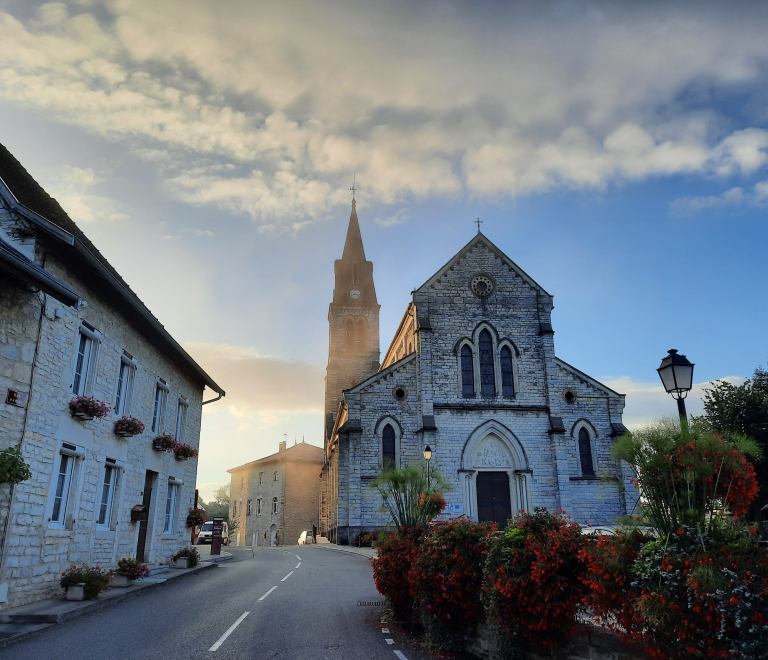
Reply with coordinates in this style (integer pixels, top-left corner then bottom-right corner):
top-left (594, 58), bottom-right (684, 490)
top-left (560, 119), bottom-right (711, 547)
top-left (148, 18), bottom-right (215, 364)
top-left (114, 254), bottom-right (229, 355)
top-left (202, 391), bottom-right (224, 405)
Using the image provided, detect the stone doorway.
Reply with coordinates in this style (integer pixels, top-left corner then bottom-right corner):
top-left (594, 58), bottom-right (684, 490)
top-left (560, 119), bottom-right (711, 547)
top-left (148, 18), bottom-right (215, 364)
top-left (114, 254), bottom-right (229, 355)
top-left (475, 471), bottom-right (512, 528)
top-left (136, 471), bottom-right (156, 562)
top-left (270, 524), bottom-right (277, 546)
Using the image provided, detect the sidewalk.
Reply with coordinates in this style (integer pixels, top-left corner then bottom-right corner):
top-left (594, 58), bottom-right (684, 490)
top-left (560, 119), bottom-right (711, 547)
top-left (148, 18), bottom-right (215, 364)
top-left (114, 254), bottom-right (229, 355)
top-left (314, 543), bottom-right (377, 559)
top-left (0, 560), bottom-right (218, 646)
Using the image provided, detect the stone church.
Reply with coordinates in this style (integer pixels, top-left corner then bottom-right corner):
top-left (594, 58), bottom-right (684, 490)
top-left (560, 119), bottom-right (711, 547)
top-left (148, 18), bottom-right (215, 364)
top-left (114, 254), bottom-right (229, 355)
top-left (319, 200), bottom-right (629, 545)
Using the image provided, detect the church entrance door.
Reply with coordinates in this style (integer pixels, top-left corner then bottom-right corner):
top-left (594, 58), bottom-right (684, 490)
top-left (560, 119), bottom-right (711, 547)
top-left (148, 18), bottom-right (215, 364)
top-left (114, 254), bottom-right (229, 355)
top-left (476, 471), bottom-right (511, 528)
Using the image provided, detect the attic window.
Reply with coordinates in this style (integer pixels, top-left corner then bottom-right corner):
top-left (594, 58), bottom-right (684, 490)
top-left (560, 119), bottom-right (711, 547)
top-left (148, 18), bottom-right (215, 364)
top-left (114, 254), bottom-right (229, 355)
top-left (393, 386), bottom-right (407, 401)
top-left (564, 390), bottom-right (577, 404)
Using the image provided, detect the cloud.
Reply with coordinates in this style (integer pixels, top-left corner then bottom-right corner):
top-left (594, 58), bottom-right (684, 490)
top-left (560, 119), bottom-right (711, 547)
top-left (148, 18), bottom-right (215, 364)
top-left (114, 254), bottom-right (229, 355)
top-left (670, 179), bottom-right (768, 215)
top-left (374, 209), bottom-right (410, 227)
top-left (603, 376), bottom-right (746, 429)
top-left (48, 165), bottom-right (128, 223)
top-left (2, 1), bottom-right (768, 226)
top-left (183, 342), bottom-right (324, 417)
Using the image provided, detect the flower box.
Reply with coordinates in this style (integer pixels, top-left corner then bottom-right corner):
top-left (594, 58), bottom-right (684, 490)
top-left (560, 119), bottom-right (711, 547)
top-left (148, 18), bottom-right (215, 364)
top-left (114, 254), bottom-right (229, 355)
top-left (73, 411), bottom-right (94, 421)
top-left (175, 455), bottom-right (189, 461)
top-left (114, 416), bottom-right (144, 437)
top-left (65, 583), bottom-right (86, 601)
top-left (116, 430), bottom-right (135, 438)
top-left (152, 434), bottom-right (175, 452)
top-left (171, 441), bottom-right (198, 460)
top-left (172, 557), bottom-right (189, 569)
top-left (111, 574), bottom-right (134, 588)
top-left (69, 396), bottom-right (110, 420)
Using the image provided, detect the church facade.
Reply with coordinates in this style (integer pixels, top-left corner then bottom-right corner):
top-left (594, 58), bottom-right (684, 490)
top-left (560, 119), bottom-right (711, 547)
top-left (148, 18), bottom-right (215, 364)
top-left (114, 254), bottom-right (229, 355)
top-left (319, 202), bottom-right (630, 545)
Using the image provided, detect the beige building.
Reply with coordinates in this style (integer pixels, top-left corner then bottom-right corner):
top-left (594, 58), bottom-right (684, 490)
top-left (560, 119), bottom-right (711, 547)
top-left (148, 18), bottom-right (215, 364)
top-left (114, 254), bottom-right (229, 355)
top-left (0, 143), bottom-right (224, 609)
top-left (228, 441), bottom-right (323, 546)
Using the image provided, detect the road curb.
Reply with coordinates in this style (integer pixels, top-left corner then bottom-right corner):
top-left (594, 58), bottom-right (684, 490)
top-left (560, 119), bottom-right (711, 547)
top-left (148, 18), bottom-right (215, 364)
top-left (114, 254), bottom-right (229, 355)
top-left (0, 562), bottom-right (218, 648)
top-left (314, 545), bottom-right (377, 560)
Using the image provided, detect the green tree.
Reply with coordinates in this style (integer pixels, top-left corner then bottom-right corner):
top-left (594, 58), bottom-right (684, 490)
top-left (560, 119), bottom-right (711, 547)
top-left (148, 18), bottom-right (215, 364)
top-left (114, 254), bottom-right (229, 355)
top-left (204, 484), bottom-right (230, 519)
top-left (695, 363), bottom-right (768, 517)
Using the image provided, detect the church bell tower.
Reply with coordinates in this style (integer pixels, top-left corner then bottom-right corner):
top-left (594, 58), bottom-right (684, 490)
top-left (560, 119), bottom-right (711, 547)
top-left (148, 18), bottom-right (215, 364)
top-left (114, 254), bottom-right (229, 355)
top-left (324, 197), bottom-right (380, 443)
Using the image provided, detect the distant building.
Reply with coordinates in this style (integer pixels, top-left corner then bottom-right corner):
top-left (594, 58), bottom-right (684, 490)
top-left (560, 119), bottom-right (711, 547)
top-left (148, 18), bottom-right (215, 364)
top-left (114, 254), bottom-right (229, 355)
top-left (0, 143), bottom-right (224, 610)
top-left (320, 200), bottom-right (630, 545)
top-left (228, 441), bottom-right (324, 546)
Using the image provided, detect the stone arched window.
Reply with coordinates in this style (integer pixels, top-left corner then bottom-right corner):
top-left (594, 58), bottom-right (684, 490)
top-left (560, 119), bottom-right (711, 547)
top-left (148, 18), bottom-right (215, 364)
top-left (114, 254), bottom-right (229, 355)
top-left (382, 424), bottom-right (396, 467)
top-left (500, 345), bottom-right (514, 397)
top-left (345, 317), bottom-right (354, 348)
top-left (461, 344), bottom-right (475, 397)
top-left (478, 329), bottom-right (496, 397)
top-left (272, 497), bottom-right (279, 514)
top-left (356, 318), bottom-right (366, 349)
top-left (578, 427), bottom-right (596, 476)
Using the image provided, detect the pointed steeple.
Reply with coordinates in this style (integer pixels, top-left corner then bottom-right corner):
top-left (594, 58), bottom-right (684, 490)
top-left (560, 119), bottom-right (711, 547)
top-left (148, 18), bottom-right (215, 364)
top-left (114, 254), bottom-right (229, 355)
top-left (341, 199), bottom-right (366, 262)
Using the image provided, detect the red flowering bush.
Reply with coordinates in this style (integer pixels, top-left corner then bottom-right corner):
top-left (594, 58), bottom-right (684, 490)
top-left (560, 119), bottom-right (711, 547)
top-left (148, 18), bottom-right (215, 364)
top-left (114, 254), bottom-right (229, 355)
top-left (483, 508), bottom-right (587, 653)
top-left (172, 441), bottom-right (198, 459)
top-left (186, 507), bottom-right (207, 529)
top-left (412, 519), bottom-right (495, 650)
top-left (372, 526), bottom-right (425, 621)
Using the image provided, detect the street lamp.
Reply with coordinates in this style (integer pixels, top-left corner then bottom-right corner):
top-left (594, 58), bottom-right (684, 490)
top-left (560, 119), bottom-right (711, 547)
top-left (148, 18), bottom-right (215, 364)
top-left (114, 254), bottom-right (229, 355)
top-left (657, 349), bottom-right (695, 428)
top-left (423, 445), bottom-right (432, 490)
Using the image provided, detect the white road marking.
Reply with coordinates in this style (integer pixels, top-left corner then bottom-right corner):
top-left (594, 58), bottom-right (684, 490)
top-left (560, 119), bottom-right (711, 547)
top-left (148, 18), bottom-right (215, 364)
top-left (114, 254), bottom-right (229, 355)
top-left (258, 586), bottom-right (278, 601)
top-left (208, 611), bottom-right (250, 652)
top-left (295, 562), bottom-right (301, 568)
top-left (385, 639), bottom-right (394, 645)
top-left (394, 651), bottom-right (409, 660)
top-left (281, 571), bottom-right (294, 581)
top-left (381, 628), bottom-right (390, 633)
top-left (295, 554), bottom-right (301, 560)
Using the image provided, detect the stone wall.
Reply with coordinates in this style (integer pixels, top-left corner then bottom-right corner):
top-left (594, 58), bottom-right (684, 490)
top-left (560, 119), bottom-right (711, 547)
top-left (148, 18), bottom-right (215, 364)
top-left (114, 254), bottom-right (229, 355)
top-left (0, 248), bottom-right (205, 610)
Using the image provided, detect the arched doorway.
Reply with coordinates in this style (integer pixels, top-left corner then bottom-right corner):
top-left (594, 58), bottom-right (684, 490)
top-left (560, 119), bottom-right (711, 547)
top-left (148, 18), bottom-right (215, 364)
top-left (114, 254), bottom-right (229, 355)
top-left (270, 524), bottom-right (277, 546)
top-left (460, 421), bottom-right (530, 529)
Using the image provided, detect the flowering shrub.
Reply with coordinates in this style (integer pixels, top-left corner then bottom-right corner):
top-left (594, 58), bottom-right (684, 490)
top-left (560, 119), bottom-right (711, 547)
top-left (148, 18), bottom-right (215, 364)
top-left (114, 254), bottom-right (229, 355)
top-left (412, 519), bottom-right (495, 650)
top-left (172, 442), bottom-right (198, 459)
top-left (483, 508), bottom-right (587, 653)
top-left (172, 546), bottom-right (201, 567)
top-left (186, 507), bottom-right (207, 529)
top-left (418, 492), bottom-right (447, 521)
top-left (356, 530), bottom-right (379, 547)
top-left (60, 564), bottom-right (112, 599)
top-left (115, 557), bottom-right (148, 580)
top-left (152, 433), bottom-right (175, 451)
top-left (69, 396), bottom-right (110, 418)
top-left (114, 416), bottom-right (144, 436)
top-left (372, 526), bottom-right (425, 621)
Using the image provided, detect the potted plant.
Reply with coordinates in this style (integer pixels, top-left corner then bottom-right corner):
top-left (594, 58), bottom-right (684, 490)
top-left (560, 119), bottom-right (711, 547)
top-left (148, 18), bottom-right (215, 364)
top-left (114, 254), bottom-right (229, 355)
top-left (114, 416), bottom-right (145, 438)
top-left (0, 446), bottom-right (32, 485)
top-left (171, 546), bottom-right (200, 569)
top-left (172, 442), bottom-right (198, 461)
top-left (152, 433), bottom-right (175, 452)
top-left (186, 507), bottom-right (207, 529)
top-left (69, 396), bottom-right (110, 421)
top-left (60, 564), bottom-right (112, 600)
top-left (112, 557), bottom-right (148, 587)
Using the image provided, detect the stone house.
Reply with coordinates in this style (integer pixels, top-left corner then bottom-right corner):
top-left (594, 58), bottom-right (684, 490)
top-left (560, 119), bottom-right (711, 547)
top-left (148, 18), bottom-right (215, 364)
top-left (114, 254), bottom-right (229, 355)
top-left (320, 201), bottom-right (630, 544)
top-left (228, 441), bottom-right (324, 546)
top-left (0, 143), bottom-right (224, 609)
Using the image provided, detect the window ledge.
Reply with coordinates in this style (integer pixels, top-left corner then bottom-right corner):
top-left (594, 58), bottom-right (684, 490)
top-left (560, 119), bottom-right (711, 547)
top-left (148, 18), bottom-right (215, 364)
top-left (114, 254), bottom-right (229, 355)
top-left (569, 476), bottom-right (605, 481)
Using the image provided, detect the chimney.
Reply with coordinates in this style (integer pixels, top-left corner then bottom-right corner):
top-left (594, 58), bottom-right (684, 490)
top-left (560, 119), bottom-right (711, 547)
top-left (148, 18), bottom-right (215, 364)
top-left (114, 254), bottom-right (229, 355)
top-left (279, 440), bottom-right (286, 452)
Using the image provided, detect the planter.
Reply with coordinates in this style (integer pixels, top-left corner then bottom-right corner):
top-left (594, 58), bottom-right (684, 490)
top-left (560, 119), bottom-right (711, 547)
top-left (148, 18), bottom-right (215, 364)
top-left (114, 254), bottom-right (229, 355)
top-left (111, 574), bottom-right (135, 588)
top-left (153, 440), bottom-right (171, 452)
top-left (72, 412), bottom-right (94, 421)
top-left (116, 431), bottom-right (136, 438)
top-left (172, 557), bottom-right (189, 569)
top-left (174, 455), bottom-right (189, 461)
top-left (66, 583), bottom-right (86, 601)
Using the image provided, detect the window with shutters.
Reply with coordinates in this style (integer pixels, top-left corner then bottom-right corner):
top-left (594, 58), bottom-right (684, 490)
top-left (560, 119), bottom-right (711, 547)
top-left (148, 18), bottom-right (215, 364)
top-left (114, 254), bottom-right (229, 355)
top-left (175, 398), bottom-right (188, 442)
top-left (72, 324), bottom-right (100, 395)
top-left (50, 454), bottom-right (74, 526)
top-left (151, 381), bottom-right (168, 434)
top-left (164, 482), bottom-right (178, 533)
top-left (461, 345), bottom-right (475, 397)
top-left (578, 427), bottom-right (595, 476)
top-left (97, 465), bottom-right (117, 527)
top-left (479, 329), bottom-right (496, 397)
top-left (114, 353), bottom-right (137, 416)
top-left (382, 424), bottom-right (396, 467)
top-left (500, 345), bottom-right (515, 397)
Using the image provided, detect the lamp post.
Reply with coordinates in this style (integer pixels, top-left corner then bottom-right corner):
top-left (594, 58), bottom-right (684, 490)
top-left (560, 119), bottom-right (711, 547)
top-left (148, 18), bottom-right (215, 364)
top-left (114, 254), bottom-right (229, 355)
top-left (423, 445), bottom-right (432, 490)
top-left (657, 349), bottom-right (695, 430)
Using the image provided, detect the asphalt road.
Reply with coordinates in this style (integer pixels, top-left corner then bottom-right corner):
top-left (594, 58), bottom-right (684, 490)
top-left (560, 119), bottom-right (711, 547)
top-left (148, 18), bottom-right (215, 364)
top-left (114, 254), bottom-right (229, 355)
top-left (1, 546), bottom-right (436, 660)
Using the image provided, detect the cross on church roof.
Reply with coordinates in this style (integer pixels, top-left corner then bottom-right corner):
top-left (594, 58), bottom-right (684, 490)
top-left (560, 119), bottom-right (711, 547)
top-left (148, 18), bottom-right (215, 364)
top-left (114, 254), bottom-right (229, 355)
top-left (350, 170), bottom-right (356, 201)
top-left (475, 218), bottom-right (483, 232)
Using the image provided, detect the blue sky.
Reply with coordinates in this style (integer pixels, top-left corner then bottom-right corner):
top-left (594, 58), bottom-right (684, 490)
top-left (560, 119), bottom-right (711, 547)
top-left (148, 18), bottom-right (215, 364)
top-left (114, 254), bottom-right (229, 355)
top-left (1, 0), bottom-right (766, 499)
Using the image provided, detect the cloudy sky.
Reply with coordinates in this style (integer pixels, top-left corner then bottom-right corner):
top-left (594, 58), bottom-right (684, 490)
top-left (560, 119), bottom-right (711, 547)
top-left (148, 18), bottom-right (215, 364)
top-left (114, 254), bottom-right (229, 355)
top-left (1, 0), bottom-right (766, 500)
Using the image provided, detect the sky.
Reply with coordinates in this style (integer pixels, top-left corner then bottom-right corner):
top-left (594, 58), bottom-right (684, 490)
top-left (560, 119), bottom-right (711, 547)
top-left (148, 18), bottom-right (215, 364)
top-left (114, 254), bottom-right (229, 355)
top-left (0, 0), bottom-right (766, 501)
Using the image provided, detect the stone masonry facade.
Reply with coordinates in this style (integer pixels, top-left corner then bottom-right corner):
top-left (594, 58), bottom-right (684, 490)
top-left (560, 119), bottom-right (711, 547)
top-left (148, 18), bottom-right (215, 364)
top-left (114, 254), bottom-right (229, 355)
top-left (321, 223), bottom-right (631, 545)
top-left (229, 442), bottom-right (323, 546)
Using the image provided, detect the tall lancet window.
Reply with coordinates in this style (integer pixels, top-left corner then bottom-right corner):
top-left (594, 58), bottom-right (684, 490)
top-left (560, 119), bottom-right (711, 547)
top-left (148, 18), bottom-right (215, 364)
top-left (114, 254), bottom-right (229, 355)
top-left (357, 318), bottom-right (366, 349)
top-left (500, 346), bottom-right (514, 397)
top-left (345, 318), bottom-right (354, 348)
top-left (461, 345), bottom-right (475, 397)
top-left (382, 424), bottom-right (396, 467)
top-left (578, 427), bottom-right (595, 476)
top-left (479, 329), bottom-right (496, 397)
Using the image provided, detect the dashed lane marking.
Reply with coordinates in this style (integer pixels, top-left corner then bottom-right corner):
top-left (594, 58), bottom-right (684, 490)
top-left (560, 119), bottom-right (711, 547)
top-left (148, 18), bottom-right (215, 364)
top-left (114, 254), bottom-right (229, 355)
top-left (381, 628), bottom-right (390, 633)
top-left (393, 651), bottom-right (409, 660)
top-left (208, 611), bottom-right (250, 652)
top-left (295, 562), bottom-right (301, 568)
top-left (258, 586), bottom-right (278, 601)
top-left (295, 554), bottom-right (301, 560)
top-left (385, 639), bottom-right (394, 645)
top-left (281, 571), bottom-right (294, 581)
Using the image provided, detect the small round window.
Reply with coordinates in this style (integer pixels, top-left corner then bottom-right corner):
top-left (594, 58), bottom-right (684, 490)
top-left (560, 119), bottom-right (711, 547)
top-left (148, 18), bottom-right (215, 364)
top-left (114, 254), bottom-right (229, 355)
top-left (470, 274), bottom-right (494, 298)
top-left (393, 386), bottom-right (407, 401)
top-left (564, 389), bottom-right (577, 404)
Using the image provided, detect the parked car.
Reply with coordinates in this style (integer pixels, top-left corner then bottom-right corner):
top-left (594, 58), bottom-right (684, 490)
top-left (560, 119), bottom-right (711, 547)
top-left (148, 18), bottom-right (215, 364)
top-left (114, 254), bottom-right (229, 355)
top-left (197, 521), bottom-right (229, 545)
top-left (580, 525), bottom-right (619, 537)
top-left (297, 530), bottom-right (313, 545)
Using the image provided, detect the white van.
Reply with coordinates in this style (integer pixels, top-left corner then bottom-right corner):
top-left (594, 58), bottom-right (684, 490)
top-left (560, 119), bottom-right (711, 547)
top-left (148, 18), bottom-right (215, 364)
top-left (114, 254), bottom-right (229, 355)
top-left (197, 521), bottom-right (229, 545)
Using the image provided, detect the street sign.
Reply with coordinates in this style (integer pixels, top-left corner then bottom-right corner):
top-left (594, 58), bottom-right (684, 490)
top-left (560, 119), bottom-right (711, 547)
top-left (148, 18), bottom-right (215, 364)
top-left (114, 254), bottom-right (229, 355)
top-left (211, 517), bottom-right (224, 555)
